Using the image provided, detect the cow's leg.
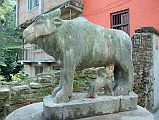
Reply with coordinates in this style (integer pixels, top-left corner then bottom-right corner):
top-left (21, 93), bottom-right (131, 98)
top-left (52, 68), bottom-right (63, 97)
top-left (87, 80), bottom-right (96, 98)
top-left (53, 50), bottom-right (75, 103)
top-left (114, 60), bottom-right (134, 95)
top-left (105, 82), bottom-right (114, 96)
top-left (113, 65), bottom-right (120, 95)
top-left (124, 61), bottom-right (134, 93)
top-left (52, 68), bottom-right (74, 103)
top-left (52, 85), bottom-right (62, 97)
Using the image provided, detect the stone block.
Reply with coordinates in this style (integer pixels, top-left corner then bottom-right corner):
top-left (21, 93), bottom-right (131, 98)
top-left (119, 92), bottom-right (138, 111)
top-left (29, 82), bottom-right (42, 89)
top-left (11, 85), bottom-right (30, 92)
top-left (43, 92), bottom-right (138, 120)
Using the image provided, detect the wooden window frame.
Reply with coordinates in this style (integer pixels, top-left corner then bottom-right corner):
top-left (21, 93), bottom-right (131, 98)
top-left (35, 66), bottom-right (43, 75)
top-left (28, 0), bottom-right (39, 11)
top-left (111, 9), bottom-right (130, 35)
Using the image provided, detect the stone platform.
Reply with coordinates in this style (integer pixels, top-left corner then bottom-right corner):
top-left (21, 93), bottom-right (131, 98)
top-left (5, 102), bottom-right (154, 120)
top-left (43, 92), bottom-right (138, 120)
top-left (5, 92), bottom-right (154, 120)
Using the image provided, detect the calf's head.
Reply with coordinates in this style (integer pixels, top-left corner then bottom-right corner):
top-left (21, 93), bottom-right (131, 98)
top-left (23, 8), bottom-right (62, 44)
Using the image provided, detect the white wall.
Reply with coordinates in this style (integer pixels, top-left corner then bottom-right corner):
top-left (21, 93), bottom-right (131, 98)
top-left (153, 33), bottom-right (159, 111)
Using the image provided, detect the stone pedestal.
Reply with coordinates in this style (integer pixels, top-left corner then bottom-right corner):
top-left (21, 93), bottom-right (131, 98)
top-left (5, 103), bottom-right (154, 120)
top-left (43, 92), bottom-right (138, 120)
top-left (4, 92), bottom-right (154, 120)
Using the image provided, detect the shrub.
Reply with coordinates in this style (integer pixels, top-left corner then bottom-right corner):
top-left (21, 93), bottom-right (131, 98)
top-left (11, 71), bottom-right (26, 82)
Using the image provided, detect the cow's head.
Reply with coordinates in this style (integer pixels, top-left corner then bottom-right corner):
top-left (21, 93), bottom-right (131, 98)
top-left (23, 8), bottom-right (62, 44)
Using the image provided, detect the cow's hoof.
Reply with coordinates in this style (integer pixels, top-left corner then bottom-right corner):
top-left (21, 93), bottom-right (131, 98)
top-left (53, 89), bottom-right (70, 103)
top-left (52, 85), bottom-right (61, 97)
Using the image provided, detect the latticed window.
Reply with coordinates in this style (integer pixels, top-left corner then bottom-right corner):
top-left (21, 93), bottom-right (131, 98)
top-left (28, 0), bottom-right (39, 11)
top-left (35, 66), bottom-right (43, 75)
top-left (111, 10), bottom-right (130, 35)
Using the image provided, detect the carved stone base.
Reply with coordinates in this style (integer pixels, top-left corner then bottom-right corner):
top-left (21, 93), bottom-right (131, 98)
top-left (43, 92), bottom-right (138, 120)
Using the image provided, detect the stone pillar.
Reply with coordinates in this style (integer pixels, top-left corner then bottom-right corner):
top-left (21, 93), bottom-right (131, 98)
top-left (0, 86), bottom-right (10, 120)
top-left (132, 27), bottom-right (159, 112)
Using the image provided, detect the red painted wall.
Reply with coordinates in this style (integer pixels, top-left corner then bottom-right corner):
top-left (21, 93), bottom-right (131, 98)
top-left (83, 0), bottom-right (159, 37)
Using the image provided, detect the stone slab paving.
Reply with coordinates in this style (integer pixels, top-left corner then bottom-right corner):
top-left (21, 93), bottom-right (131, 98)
top-left (153, 109), bottom-right (159, 120)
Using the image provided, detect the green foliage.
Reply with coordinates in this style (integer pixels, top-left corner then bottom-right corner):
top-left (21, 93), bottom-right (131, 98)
top-left (0, 49), bottom-right (23, 81)
top-left (34, 87), bottom-right (52, 99)
top-left (11, 71), bottom-right (26, 82)
top-left (73, 77), bottom-right (93, 91)
top-left (0, 0), bottom-right (14, 21)
top-left (0, 0), bottom-right (23, 81)
top-left (0, 75), bottom-right (5, 84)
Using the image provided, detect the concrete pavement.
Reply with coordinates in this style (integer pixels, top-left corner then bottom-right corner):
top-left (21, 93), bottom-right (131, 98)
top-left (153, 109), bottom-right (159, 120)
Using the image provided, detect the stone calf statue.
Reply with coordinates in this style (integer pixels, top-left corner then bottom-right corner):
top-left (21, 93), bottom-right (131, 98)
top-left (23, 9), bottom-right (134, 103)
top-left (88, 77), bottom-right (114, 98)
top-left (87, 67), bottom-right (114, 98)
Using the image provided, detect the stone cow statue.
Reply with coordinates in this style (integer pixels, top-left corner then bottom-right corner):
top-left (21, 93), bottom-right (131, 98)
top-left (23, 9), bottom-right (134, 103)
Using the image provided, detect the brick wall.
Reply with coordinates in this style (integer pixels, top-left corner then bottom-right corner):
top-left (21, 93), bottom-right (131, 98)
top-left (132, 27), bottom-right (159, 111)
top-left (132, 31), bottom-right (153, 111)
top-left (42, 0), bottom-right (70, 13)
top-left (83, 0), bottom-right (159, 37)
top-left (18, 0), bottom-right (71, 25)
top-left (18, 0), bottom-right (40, 26)
top-left (18, 0), bottom-right (159, 36)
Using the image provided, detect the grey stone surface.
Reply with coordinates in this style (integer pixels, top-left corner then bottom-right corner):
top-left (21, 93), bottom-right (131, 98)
top-left (153, 109), bottom-right (159, 120)
top-left (5, 103), bottom-right (154, 120)
top-left (29, 82), bottom-right (42, 89)
top-left (119, 92), bottom-right (138, 111)
top-left (43, 93), bottom-right (138, 120)
top-left (5, 102), bottom-right (44, 120)
top-left (78, 106), bottom-right (154, 120)
top-left (152, 33), bottom-right (159, 111)
top-left (23, 8), bottom-right (134, 103)
top-left (0, 86), bottom-right (10, 93)
top-left (11, 85), bottom-right (30, 92)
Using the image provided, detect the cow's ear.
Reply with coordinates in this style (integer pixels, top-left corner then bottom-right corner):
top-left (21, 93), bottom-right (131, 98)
top-left (54, 18), bottom-right (62, 27)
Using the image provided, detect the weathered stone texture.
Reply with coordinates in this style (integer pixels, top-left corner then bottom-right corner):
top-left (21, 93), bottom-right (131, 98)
top-left (119, 92), bottom-right (138, 111)
top-left (23, 9), bottom-right (134, 103)
top-left (0, 87), bottom-right (10, 120)
top-left (132, 32), bottom-right (153, 111)
top-left (43, 93), bottom-right (137, 120)
top-left (5, 104), bottom-right (154, 120)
